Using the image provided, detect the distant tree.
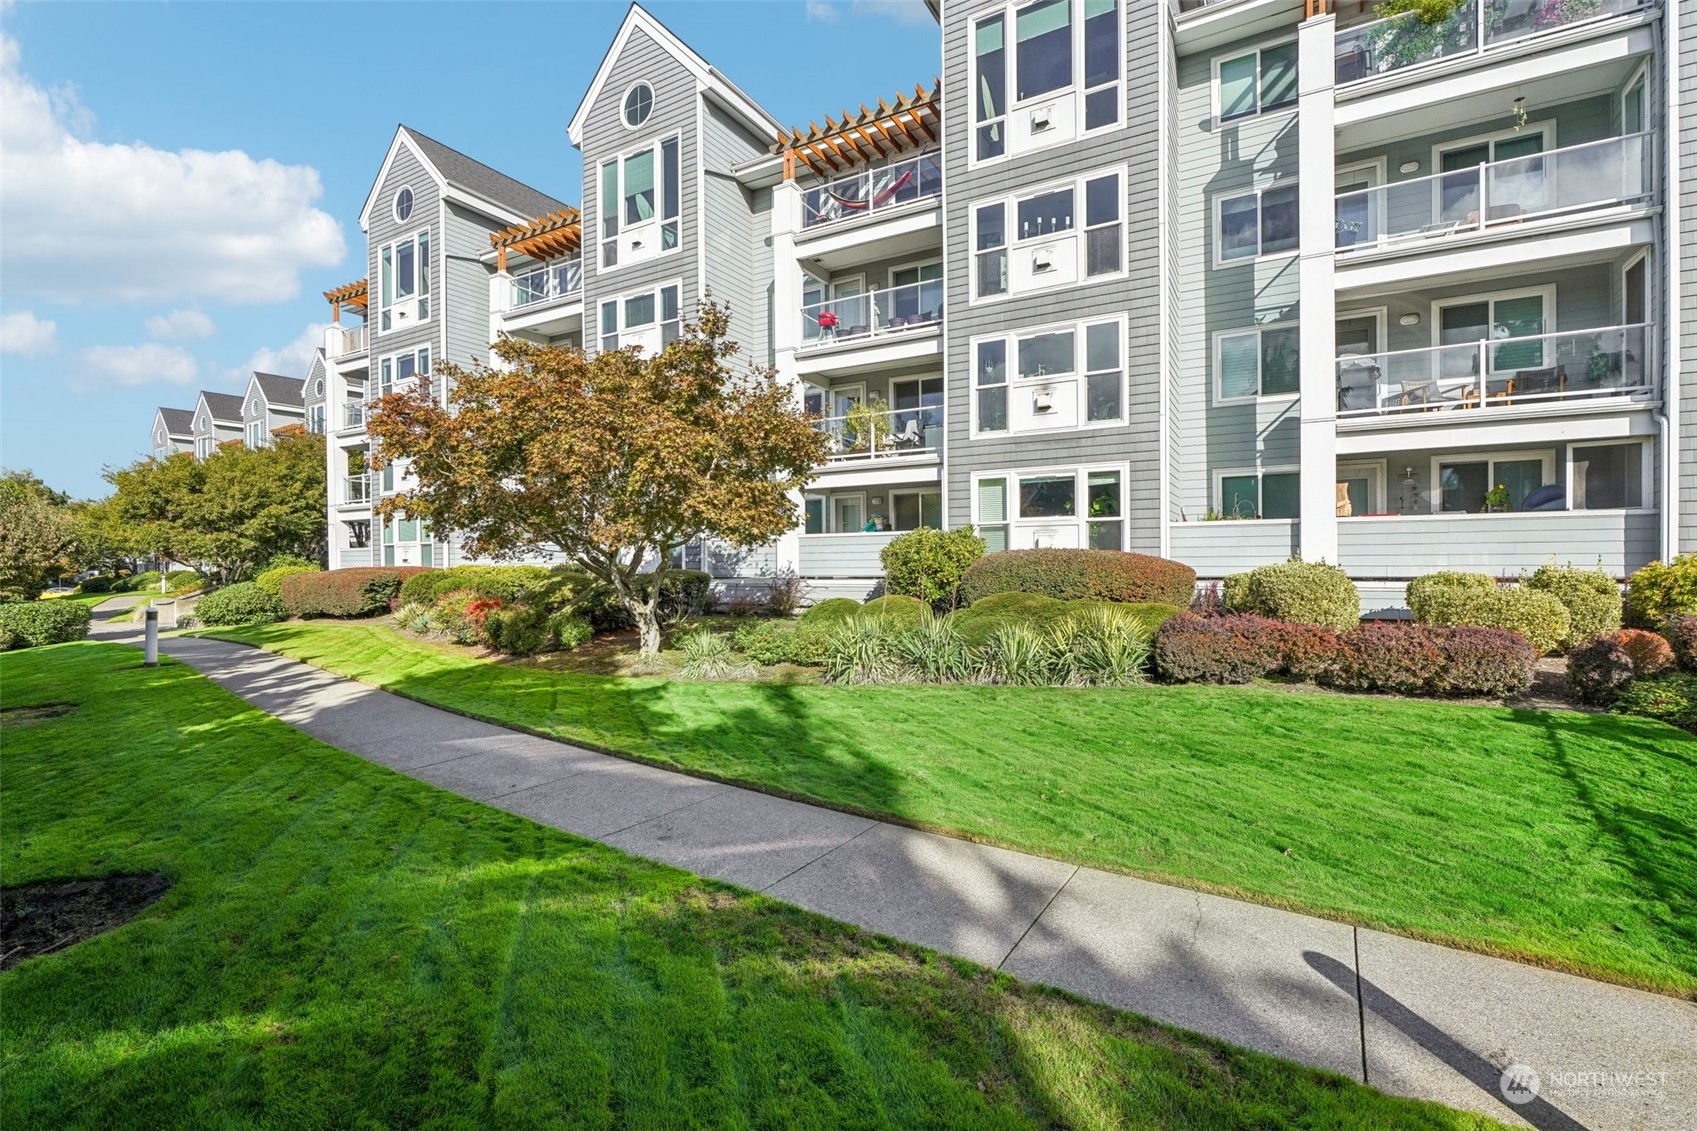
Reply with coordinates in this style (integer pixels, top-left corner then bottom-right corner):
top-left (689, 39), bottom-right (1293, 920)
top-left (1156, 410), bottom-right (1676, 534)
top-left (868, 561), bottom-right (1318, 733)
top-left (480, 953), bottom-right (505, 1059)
top-left (0, 469), bottom-right (78, 599)
top-left (367, 302), bottom-right (825, 654)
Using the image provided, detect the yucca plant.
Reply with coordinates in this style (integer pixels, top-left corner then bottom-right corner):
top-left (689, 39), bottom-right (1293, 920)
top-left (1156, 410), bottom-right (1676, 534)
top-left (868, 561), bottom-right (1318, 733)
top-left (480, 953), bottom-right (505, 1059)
top-left (983, 622), bottom-right (1055, 685)
top-left (677, 627), bottom-right (755, 680)
top-left (1059, 606), bottom-right (1152, 687)
top-left (823, 615), bottom-right (906, 684)
top-left (893, 607), bottom-right (977, 683)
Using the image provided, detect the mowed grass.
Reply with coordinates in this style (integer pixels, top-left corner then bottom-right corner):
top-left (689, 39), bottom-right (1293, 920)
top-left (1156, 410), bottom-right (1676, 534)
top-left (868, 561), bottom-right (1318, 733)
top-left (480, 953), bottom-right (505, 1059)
top-left (205, 621), bottom-right (1697, 998)
top-left (0, 644), bottom-right (1502, 1130)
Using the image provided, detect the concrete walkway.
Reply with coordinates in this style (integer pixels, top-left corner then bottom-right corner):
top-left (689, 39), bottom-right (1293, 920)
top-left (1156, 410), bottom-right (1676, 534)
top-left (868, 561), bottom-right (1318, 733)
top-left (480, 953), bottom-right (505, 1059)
top-left (93, 604), bottom-right (1696, 1130)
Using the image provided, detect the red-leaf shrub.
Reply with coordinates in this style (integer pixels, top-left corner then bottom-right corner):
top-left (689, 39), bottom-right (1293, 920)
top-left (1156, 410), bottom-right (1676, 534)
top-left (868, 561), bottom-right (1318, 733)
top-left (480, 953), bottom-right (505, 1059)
top-left (1566, 637), bottom-right (1635, 706)
top-left (279, 567), bottom-right (431, 619)
top-left (1320, 623), bottom-right (1446, 695)
top-left (1263, 620), bottom-right (1340, 680)
top-left (1153, 613), bottom-right (1279, 684)
top-left (961, 549), bottom-right (1197, 608)
top-left (1665, 616), bottom-right (1697, 673)
top-left (1426, 626), bottom-right (1534, 698)
top-left (464, 596), bottom-right (505, 631)
top-left (1613, 628), bottom-right (1675, 677)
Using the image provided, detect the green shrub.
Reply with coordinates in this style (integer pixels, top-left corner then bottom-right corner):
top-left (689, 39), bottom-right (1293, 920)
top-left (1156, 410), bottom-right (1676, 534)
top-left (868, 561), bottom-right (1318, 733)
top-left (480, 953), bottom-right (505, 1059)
top-left (980, 623), bottom-right (1051, 686)
top-left (0, 626), bottom-right (17, 651)
top-left (677, 628), bottom-right (754, 680)
top-left (857, 594), bottom-right (928, 627)
top-left (1411, 584), bottom-right (1569, 656)
top-left (77, 576), bottom-right (114, 594)
top-left (114, 570), bottom-right (161, 593)
top-left (800, 598), bottom-right (862, 625)
top-left (1624, 554), bottom-right (1697, 629)
top-left (1405, 571), bottom-right (1498, 621)
top-left (1220, 573), bottom-right (1251, 612)
top-left (429, 591), bottom-right (485, 645)
top-left (960, 549), bottom-right (1197, 608)
top-left (482, 603), bottom-right (552, 656)
top-left (194, 582), bottom-right (286, 627)
top-left (880, 527), bottom-right (985, 607)
top-left (255, 564), bottom-right (319, 595)
top-left (570, 569), bottom-right (713, 631)
top-left (1524, 564), bottom-right (1621, 647)
top-left (1226, 559), bottom-right (1360, 632)
top-left (732, 620), bottom-right (804, 666)
top-left (1125, 602), bottom-right (1185, 636)
top-left (946, 592), bottom-right (1072, 647)
top-left (528, 569), bottom-right (597, 612)
top-left (1612, 672), bottom-right (1697, 734)
top-left (546, 612), bottom-right (594, 651)
top-left (262, 553), bottom-right (317, 572)
top-left (280, 567), bottom-right (430, 619)
top-left (167, 571), bottom-right (206, 594)
top-left (0, 601), bottom-right (92, 648)
top-left (891, 608), bottom-right (977, 683)
top-left (822, 618), bottom-right (907, 685)
top-left (398, 565), bottom-right (553, 607)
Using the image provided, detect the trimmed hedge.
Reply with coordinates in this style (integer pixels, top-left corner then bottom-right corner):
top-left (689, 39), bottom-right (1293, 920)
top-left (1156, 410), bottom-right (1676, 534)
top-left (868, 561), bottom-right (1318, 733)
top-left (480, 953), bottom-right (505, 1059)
top-left (1666, 616), bottom-right (1697, 673)
top-left (1613, 628), bottom-right (1674, 678)
top-left (946, 593), bottom-right (1180, 649)
top-left (856, 594), bottom-right (928, 627)
top-left (1612, 673), bottom-right (1697, 734)
top-left (1224, 559), bottom-right (1359, 632)
top-left (1524, 564), bottom-right (1621, 648)
top-left (1409, 582), bottom-right (1569, 656)
top-left (799, 598), bottom-right (862, 626)
top-left (255, 565), bottom-right (319, 595)
top-left (1425, 626), bottom-right (1535, 698)
top-left (1567, 637), bottom-right (1635, 706)
top-left (279, 567), bottom-right (431, 619)
top-left (1153, 614), bottom-right (1278, 685)
top-left (1624, 553), bottom-right (1697, 629)
top-left (195, 582), bottom-right (286, 627)
top-left (960, 549), bottom-right (1196, 608)
top-left (0, 601), bottom-right (93, 649)
top-left (113, 571), bottom-right (160, 593)
top-left (77, 576), bottom-right (115, 594)
top-left (880, 527), bottom-right (985, 606)
top-left (398, 565), bottom-right (554, 607)
top-left (1405, 571), bottom-right (1497, 622)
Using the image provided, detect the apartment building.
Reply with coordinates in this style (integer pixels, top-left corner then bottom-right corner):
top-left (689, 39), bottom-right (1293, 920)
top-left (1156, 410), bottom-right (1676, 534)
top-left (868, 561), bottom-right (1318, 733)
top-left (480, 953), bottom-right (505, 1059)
top-left (237, 373), bottom-right (307, 449)
top-left (315, 0), bottom-right (1690, 605)
top-left (149, 407), bottom-right (194, 461)
top-left (150, 373), bottom-right (311, 463)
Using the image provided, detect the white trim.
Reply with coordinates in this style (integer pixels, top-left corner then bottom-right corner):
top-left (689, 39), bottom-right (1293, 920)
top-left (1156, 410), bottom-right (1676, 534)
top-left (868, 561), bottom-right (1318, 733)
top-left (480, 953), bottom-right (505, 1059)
top-left (1211, 464), bottom-right (1302, 521)
top-left (887, 487), bottom-right (943, 532)
top-left (595, 277), bottom-right (685, 352)
top-left (1210, 34), bottom-right (1298, 124)
top-left (830, 492), bottom-right (868, 534)
top-left (970, 462), bottom-right (1133, 550)
top-left (967, 162), bottom-right (1129, 303)
top-left (1428, 120), bottom-right (1556, 177)
top-left (1211, 179), bottom-right (1300, 269)
top-left (595, 131), bottom-right (685, 277)
top-left (1427, 448), bottom-right (1557, 514)
top-left (1566, 437), bottom-right (1654, 513)
top-left (968, 313), bottom-right (1128, 439)
top-left (1619, 58), bottom-right (1649, 131)
top-left (1211, 321), bottom-right (1301, 406)
top-left (1619, 246), bottom-right (1650, 323)
top-left (359, 129), bottom-right (446, 233)
top-left (1336, 459), bottom-right (1388, 516)
top-left (621, 81), bottom-right (655, 130)
top-left (887, 258), bottom-right (943, 290)
top-left (1428, 284), bottom-right (1557, 376)
top-left (392, 185), bottom-right (415, 223)
top-left (375, 226), bottom-right (433, 337)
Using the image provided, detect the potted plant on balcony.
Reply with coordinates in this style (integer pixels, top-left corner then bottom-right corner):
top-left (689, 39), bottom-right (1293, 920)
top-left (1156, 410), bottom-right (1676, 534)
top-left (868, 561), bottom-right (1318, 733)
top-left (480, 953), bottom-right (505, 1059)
top-left (842, 397), bottom-right (893, 455)
top-left (1483, 482), bottom-right (1512, 512)
top-left (1370, 0), bottom-right (1473, 72)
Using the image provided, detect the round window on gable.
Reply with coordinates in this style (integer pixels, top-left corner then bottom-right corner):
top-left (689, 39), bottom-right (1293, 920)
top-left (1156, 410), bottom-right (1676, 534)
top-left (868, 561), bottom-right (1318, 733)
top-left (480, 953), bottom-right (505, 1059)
top-left (394, 186), bottom-right (414, 222)
top-left (315, 378), bottom-right (325, 397)
top-left (623, 83), bottom-right (654, 128)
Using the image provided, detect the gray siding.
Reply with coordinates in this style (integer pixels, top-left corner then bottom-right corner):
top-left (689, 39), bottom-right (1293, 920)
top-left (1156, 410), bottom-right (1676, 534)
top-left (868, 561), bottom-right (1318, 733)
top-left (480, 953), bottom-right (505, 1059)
top-left (1337, 511), bottom-right (1660, 578)
top-left (1681, 0), bottom-right (1697, 551)
top-left (798, 532), bottom-right (896, 576)
top-left (700, 102), bottom-right (771, 361)
top-left (941, 0), bottom-right (1164, 553)
top-left (444, 203), bottom-right (504, 372)
top-left (580, 25), bottom-right (703, 339)
top-left (1169, 520), bottom-right (1301, 576)
top-left (366, 139), bottom-right (443, 396)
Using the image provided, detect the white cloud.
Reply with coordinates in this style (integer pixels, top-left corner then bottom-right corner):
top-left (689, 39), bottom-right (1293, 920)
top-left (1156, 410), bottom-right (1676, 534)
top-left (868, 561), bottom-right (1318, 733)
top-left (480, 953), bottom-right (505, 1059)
top-left (805, 1), bottom-right (840, 20)
top-left (231, 321), bottom-right (327, 381)
top-left (75, 342), bottom-right (198, 390)
top-left (145, 308), bottom-right (216, 341)
top-left (0, 33), bottom-right (345, 306)
top-left (0, 310), bottom-right (56, 354)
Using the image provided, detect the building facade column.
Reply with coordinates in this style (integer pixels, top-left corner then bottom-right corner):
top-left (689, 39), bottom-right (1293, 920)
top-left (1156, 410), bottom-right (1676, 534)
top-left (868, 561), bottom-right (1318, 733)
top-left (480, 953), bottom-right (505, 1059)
top-left (771, 177), bottom-right (806, 579)
top-left (1296, 9), bottom-right (1339, 563)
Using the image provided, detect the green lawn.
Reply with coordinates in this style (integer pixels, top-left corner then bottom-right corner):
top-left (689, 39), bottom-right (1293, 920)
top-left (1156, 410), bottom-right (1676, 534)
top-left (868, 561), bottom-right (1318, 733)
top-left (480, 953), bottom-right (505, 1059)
top-left (0, 643), bottom-right (1500, 1130)
top-left (205, 621), bottom-right (1697, 998)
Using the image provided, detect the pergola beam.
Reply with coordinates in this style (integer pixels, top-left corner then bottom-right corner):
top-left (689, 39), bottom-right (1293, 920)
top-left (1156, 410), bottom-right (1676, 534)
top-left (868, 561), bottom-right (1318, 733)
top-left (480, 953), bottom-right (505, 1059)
top-left (775, 78), bottom-right (941, 180)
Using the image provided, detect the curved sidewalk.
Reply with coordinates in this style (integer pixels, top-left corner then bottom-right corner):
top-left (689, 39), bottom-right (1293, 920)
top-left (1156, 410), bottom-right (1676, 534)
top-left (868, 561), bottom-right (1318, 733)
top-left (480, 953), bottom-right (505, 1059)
top-left (98, 608), bottom-right (1694, 1130)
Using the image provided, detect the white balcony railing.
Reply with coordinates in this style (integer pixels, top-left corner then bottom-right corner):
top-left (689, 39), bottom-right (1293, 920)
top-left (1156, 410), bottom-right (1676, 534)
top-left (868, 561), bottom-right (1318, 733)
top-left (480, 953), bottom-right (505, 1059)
top-left (813, 404), bottom-right (941, 462)
top-left (1336, 323), bottom-right (1653, 418)
top-left (1335, 133), bottom-right (1653, 251)
top-left (342, 474), bottom-right (373, 505)
top-left (801, 152), bottom-right (942, 230)
top-left (1335, 0), bottom-right (1652, 85)
top-left (342, 401), bottom-right (366, 429)
top-left (334, 325), bottom-right (367, 358)
top-left (511, 259), bottom-right (582, 308)
top-left (800, 278), bottom-right (943, 349)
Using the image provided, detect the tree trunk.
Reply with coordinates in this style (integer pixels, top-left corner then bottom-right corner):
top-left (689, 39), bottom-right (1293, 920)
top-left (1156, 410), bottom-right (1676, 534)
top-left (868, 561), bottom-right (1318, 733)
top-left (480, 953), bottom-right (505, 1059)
top-left (635, 607), bottom-right (662, 656)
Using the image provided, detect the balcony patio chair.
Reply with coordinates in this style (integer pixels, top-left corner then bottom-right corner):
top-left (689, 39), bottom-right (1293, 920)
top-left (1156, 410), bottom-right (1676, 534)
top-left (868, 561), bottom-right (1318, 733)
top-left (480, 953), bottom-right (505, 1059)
top-left (1505, 365), bottom-right (1567, 402)
top-left (1336, 354), bottom-right (1381, 411)
top-left (889, 418), bottom-right (923, 449)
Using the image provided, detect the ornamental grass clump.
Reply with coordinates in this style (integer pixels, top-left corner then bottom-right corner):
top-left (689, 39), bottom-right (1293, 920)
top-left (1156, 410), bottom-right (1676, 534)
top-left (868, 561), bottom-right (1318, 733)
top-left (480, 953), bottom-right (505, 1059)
top-left (677, 628), bottom-right (755, 681)
top-left (892, 608), bottom-right (976, 683)
top-left (822, 616), bottom-right (907, 685)
top-left (981, 623), bottom-right (1052, 686)
top-left (1051, 605), bottom-right (1151, 687)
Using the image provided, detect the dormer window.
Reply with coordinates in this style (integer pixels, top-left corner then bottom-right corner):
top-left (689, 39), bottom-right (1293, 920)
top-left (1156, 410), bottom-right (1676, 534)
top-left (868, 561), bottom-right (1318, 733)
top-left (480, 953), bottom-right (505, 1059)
top-left (623, 83), bottom-right (654, 128)
top-left (599, 134), bottom-right (681, 269)
top-left (394, 186), bottom-right (414, 222)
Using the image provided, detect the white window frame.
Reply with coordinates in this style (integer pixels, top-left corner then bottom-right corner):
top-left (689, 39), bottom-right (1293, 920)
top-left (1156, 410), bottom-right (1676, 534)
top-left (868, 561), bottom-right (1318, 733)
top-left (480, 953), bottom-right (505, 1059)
top-left (1211, 321), bottom-right (1301, 406)
top-left (597, 132), bottom-right (682, 273)
top-left (1212, 180), bottom-right (1300, 268)
top-left (1620, 61), bottom-right (1648, 133)
top-left (969, 164), bottom-right (1127, 303)
top-left (887, 259), bottom-right (942, 289)
top-left (970, 462), bottom-right (1132, 551)
top-left (1210, 36), bottom-right (1298, 123)
top-left (307, 403), bottom-right (326, 434)
top-left (968, 0), bottom-right (1125, 168)
top-left (245, 419), bottom-right (265, 449)
top-left (392, 185), bottom-right (414, 223)
top-left (969, 313), bottom-right (1127, 437)
top-left (377, 227), bottom-right (431, 335)
top-left (1429, 121), bottom-right (1557, 182)
top-left (597, 279), bottom-right (683, 353)
top-left (378, 345), bottom-right (432, 398)
top-left (1620, 248), bottom-right (1650, 325)
top-left (831, 492), bottom-right (868, 533)
top-left (195, 435), bottom-right (213, 460)
top-left (1428, 449), bottom-right (1557, 514)
top-left (382, 514), bottom-right (435, 567)
top-left (1335, 459), bottom-right (1388, 517)
top-left (888, 488), bottom-right (943, 532)
top-left (1430, 284), bottom-right (1557, 378)
top-left (1566, 439), bottom-right (1651, 513)
top-left (621, 81), bottom-right (655, 130)
top-left (1211, 465), bottom-right (1302, 522)
top-left (1333, 158), bottom-right (1387, 249)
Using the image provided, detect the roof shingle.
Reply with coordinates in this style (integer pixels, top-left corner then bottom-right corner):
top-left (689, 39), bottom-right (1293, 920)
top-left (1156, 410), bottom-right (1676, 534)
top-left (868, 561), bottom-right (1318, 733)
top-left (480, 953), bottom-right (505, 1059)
top-left (402, 127), bottom-right (568, 220)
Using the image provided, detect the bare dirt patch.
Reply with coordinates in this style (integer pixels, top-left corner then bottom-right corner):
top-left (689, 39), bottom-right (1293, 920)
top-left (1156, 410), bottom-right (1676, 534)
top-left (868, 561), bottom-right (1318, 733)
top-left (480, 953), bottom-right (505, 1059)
top-left (0, 703), bottom-right (78, 727)
top-left (1, 873), bottom-right (171, 970)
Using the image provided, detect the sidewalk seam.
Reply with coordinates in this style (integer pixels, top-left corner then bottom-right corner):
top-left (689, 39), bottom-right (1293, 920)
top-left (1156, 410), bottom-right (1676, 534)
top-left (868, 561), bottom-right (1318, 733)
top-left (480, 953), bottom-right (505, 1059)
top-left (997, 864), bottom-right (1080, 970)
top-left (758, 818), bottom-right (880, 893)
top-left (1353, 925), bottom-right (1369, 1085)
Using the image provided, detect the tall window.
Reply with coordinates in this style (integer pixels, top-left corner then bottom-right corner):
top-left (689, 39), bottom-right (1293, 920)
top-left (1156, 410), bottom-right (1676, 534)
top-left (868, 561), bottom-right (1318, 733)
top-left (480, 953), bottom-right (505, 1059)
top-left (1570, 443), bottom-right (1643, 510)
top-left (977, 477), bottom-right (1009, 551)
top-left (1217, 469), bottom-right (1299, 519)
top-left (1083, 171), bottom-right (1122, 275)
top-left (974, 13), bottom-right (1007, 159)
top-left (1217, 184), bottom-right (1299, 263)
top-left (307, 404), bottom-right (326, 434)
top-left (973, 0), bottom-right (1120, 161)
top-left (600, 135), bottom-right (681, 268)
top-left (599, 283), bottom-right (681, 352)
top-left (974, 203), bottom-right (1008, 297)
top-left (1082, 0), bottom-right (1120, 129)
top-left (1437, 290), bottom-right (1549, 377)
top-left (246, 420), bottom-right (265, 449)
top-left (976, 467), bottom-right (1125, 550)
top-left (975, 167), bottom-right (1124, 299)
top-left (378, 230), bottom-right (430, 332)
top-left (379, 346), bottom-right (431, 398)
top-left (1215, 324), bottom-right (1300, 402)
top-left (974, 318), bottom-right (1124, 433)
top-left (976, 339), bottom-right (1008, 432)
top-left (1016, 0), bottom-right (1071, 102)
top-left (1216, 41), bottom-right (1297, 122)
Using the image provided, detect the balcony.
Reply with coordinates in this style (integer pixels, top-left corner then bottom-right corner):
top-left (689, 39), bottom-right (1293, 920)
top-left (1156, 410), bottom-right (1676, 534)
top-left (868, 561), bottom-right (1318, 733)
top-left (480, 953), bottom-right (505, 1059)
top-left (333, 325), bottom-right (367, 359)
top-left (799, 279), bottom-right (943, 353)
top-left (341, 401), bottom-right (366, 430)
top-left (1335, 133), bottom-right (1653, 254)
top-left (801, 153), bottom-right (941, 231)
top-left (813, 405), bottom-right (940, 465)
top-left (1335, 0), bottom-right (1652, 86)
top-left (342, 474), bottom-right (373, 506)
top-left (511, 259), bottom-right (582, 308)
top-left (1335, 323), bottom-right (1653, 420)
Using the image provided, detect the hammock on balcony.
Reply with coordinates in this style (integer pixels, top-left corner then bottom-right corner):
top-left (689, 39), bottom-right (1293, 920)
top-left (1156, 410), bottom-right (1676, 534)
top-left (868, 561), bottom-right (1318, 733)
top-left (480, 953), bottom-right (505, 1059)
top-left (817, 168), bottom-right (915, 215)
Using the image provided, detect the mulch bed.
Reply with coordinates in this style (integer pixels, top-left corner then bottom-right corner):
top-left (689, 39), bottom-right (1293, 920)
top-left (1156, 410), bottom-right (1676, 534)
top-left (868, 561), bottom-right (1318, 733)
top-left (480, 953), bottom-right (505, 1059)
top-left (1, 873), bottom-right (171, 971)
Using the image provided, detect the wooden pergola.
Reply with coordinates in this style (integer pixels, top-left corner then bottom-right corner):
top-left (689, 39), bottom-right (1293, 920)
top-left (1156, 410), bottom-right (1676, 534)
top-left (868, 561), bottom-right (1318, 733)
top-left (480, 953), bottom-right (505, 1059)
top-left (775, 80), bottom-right (941, 181)
top-left (323, 278), bottom-right (368, 324)
top-left (490, 206), bottom-right (582, 271)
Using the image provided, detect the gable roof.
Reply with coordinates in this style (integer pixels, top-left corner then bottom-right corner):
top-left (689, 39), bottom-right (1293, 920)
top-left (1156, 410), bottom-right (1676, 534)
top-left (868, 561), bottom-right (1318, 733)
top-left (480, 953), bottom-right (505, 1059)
top-left (358, 125), bottom-right (567, 230)
top-left (154, 407), bottom-right (194, 437)
top-left (247, 372), bottom-right (306, 410)
top-left (566, 4), bottom-right (780, 147)
top-left (195, 390), bottom-right (245, 426)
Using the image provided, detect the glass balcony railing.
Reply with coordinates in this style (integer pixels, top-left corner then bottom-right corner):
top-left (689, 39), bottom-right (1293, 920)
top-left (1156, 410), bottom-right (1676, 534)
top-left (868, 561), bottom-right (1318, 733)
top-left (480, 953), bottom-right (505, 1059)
top-left (813, 405), bottom-right (942, 462)
top-left (511, 259), bottom-right (582, 308)
top-left (342, 401), bottom-right (366, 429)
top-left (800, 278), bottom-right (944, 349)
top-left (801, 152), bottom-right (942, 230)
top-left (334, 325), bottom-right (367, 358)
top-left (1335, 133), bottom-right (1653, 251)
top-left (1335, 0), bottom-right (1651, 85)
top-left (342, 474), bottom-right (373, 504)
top-left (1335, 323), bottom-right (1653, 418)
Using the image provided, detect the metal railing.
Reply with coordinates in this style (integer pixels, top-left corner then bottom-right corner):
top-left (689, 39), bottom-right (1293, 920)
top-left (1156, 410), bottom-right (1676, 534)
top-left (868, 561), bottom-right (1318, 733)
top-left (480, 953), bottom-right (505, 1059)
top-left (1335, 323), bottom-right (1653, 418)
top-left (813, 404), bottom-right (942, 462)
top-left (342, 474), bottom-right (373, 505)
top-left (342, 401), bottom-right (366, 429)
top-left (801, 152), bottom-right (942, 230)
top-left (511, 259), bottom-right (583, 308)
top-left (800, 278), bottom-right (944, 348)
top-left (334, 325), bottom-right (367, 358)
top-left (1335, 133), bottom-right (1654, 251)
top-left (1335, 0), bottom-right (1651, 85)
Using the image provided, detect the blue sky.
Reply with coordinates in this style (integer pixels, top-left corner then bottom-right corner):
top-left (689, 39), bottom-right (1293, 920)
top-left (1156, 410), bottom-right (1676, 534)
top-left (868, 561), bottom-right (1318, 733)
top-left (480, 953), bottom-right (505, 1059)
top-left (0, 0), bottom-right (940, 498)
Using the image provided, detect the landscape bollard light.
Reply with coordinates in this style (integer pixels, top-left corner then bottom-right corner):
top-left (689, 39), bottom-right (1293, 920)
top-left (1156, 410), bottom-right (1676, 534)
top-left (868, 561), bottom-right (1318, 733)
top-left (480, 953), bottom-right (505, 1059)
top-left (144, 607), bottom-right (159, 667)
